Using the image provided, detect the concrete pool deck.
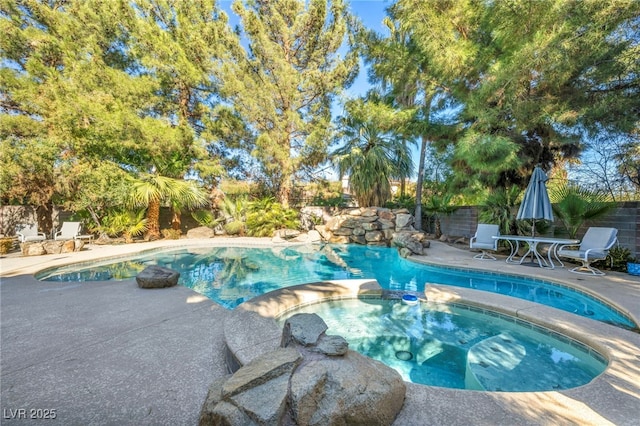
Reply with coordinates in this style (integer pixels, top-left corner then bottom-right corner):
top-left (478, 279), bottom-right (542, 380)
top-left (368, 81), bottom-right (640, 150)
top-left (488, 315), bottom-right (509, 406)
top-left (1, 238), bottom-right (639, 425)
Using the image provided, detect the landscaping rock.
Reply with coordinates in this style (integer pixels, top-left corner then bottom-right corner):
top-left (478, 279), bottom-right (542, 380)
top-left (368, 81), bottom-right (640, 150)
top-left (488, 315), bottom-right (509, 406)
top-left (273, 229), bottom-right (301, 240)
top-left (281, 313), bottom-right (327, 347)
top-left (329, 235), bottom-right (350, 244)
top-left (289, 350), bottom-right (405, 426)
top-left (395, 213), bottom-right (414, 230)
top-left (392, 232), bottom-right (424, 255)
top-left (21, 240), bottom-right (84, 256)
top-left (313, 334), bottom-right (349, 356)
top-left (306, 230), bottom-right (322, 243)
top-left (313, 207), bottom-right (427, 250)
top-left (313, 225), bottom-right (332, 241)
top-left (365, 230), bottom-right (384, 242)
top-left (21, 242), bottom-right (46, 256)
top-left (200, 313), bottom-right (406, 426)
top-left (399, 247), bottom-right (413, 258)
top-left (350, 234), bottom-right (367, 245)
top-left (186, 226), bottom-right (215, 239)
top-left (136, 265), bottom-right (180, 289)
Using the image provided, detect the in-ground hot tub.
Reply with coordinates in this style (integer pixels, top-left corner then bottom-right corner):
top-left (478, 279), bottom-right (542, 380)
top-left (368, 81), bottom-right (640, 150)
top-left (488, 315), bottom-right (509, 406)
top-left (276, 294), bottom-right (607, 392)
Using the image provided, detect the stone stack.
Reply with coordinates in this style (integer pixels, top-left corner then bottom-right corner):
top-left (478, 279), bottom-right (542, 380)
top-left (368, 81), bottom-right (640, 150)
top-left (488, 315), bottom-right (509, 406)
top-left (314, 207), bottom-right (430, 256)
top-left (20, 240), bottom-right (84, 256)
top-left (199, 313), bottom-right (406, 425)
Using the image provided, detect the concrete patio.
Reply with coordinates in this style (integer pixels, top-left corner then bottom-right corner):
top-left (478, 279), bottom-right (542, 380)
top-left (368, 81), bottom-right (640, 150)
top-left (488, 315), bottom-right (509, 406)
top-left (1, 238), bottom-right (639, 425)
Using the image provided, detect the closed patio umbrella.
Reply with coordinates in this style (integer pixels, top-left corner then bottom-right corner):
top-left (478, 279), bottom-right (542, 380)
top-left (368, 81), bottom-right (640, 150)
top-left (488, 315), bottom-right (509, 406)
top-left (517, 166), bottom-right (554, 236)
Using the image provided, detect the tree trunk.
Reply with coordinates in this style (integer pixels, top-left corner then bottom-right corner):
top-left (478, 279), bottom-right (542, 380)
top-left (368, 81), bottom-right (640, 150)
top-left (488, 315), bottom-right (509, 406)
top-left (145, 198), bottom-right (161, 241)
top-left (36, 201), bottom-right (54, 237)
top-left (434, 216), bottom-right (442, 239)
top-left (171, 208), bottom-right (181, 231)
top-left (278, 174), bottom-right (292, 208)
top-left (414, 135), bottom-right (428, 231)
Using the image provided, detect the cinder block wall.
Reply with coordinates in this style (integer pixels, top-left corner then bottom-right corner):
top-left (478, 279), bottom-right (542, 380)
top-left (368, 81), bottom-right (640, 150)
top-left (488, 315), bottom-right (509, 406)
top-left (439, 201), bottom-right (639, 259)
top-left (439, 206), bottom-right (478, 239)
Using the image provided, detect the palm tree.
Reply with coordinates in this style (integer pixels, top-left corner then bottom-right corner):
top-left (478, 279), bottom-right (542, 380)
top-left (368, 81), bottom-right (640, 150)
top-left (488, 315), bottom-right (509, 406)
top-left (479, 186), bottom-right (522, 235)
top-left (333, 117), bottom-right (412, 207)
top-left (333, 101), bottom-right (413, 207)
top-left (361, 14), bottom-right (447, 230)
top-left (550, 184), bottom-right (613, 238)
top-left (128, 173), bottom-right (209, 240)
top-left (424, 193), bottom-right (459, 238)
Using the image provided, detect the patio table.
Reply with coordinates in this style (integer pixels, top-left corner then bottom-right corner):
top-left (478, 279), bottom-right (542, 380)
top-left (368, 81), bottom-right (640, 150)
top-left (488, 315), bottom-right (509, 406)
top-left (493, 235), bottom-right (580, 269)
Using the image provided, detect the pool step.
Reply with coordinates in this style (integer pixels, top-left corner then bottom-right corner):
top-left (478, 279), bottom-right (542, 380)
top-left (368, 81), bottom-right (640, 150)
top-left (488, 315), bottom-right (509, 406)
top-left (465, 333), bottom-right (525, 391)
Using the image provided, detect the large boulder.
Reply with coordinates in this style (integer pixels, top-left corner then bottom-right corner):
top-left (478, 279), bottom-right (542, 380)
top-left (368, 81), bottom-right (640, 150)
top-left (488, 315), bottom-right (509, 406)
top-left (186, 226), bottom-right (215, 239)
top-left (21, 242), bottom-right (46, 256)
top-left (392, 232), bottom-right (425, 255)
top-left (395, 213), bottom-right (414, 231)
top-left (289, 351), bottom-right (405, 425)
top-left (136, 265), bottom-right (180, 289)
top-left (200, 313), bottom-right (406, 426)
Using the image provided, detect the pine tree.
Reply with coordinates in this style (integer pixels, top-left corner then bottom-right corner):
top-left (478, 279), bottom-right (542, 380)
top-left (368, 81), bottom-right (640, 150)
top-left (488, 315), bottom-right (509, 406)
top-left (224, 0), bottom-right (359, 206)
top-left (392, 0), bottom-right (640, 190)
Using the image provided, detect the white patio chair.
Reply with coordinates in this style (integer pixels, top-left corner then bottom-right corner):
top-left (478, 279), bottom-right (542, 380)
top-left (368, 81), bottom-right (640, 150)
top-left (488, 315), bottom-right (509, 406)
top-left (16, 223), bottom-right (46, 243)
top-left (54, 222), bottom-right (81, 241)
top-left (557, 227), bottom-right (618, 276)
top-left (470, 224), bottom-right (500, 260)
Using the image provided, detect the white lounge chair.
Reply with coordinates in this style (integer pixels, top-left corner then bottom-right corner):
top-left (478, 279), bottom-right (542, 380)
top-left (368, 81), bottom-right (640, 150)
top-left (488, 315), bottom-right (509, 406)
top-left (557, 227), bottom-right (618, 275)
top-left (16, 223), bottom-right (46, 243)
top-left (54, 222), bottom-right (81, 241)
top-left (470, 224), bottom-right (500, 260)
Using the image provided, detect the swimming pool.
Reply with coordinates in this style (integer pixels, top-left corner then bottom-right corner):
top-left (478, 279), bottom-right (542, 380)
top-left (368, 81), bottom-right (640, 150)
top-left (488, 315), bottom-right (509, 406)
top-left (36, 244), bottom-right (636, 329)
top-left (277, 297), bottom-right (608, 391)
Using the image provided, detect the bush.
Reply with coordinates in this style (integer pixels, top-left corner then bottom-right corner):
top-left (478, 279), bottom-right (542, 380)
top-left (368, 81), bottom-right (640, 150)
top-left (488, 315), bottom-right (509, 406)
top-left (246, 197), bottom-right (300, 237)
top-left (593, 246), bottom-right (635, 272)
top-left (223, 221), bottom-right (245, 236)
top-left (191, 210), bottom-right (223, 227)
top-left (385, 194), bottom-right (416, 210)
top-left (310, 195), bottom-right (345, 207)
top-left (0, 237), bottom-right (14, 255)
top-left (161, 228), bottom-right (182, 240)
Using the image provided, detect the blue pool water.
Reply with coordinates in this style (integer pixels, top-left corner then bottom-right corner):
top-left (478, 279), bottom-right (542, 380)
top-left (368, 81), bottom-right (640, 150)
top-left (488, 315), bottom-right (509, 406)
top-left (278, 298), bottom-right (607, 391)
top-left (37, 244), bottom-right (636, 329)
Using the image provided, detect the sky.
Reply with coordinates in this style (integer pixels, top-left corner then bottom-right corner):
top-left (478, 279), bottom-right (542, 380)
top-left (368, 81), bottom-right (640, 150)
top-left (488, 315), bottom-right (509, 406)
top-left (342, 1), bottom-right (393, 98)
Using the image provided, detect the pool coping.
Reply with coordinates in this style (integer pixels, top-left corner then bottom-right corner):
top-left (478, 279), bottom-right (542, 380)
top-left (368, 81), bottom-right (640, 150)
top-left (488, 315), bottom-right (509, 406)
top-left (225, 280), bottom-right (640, 425)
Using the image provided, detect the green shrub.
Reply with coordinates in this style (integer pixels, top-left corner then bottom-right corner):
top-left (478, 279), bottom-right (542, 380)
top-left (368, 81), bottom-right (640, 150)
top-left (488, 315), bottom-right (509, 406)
top-left (161, 228), bottom-right (182, 240)
top-left (0, 237), bottom-right (14, 255)
top-left (99, 209), bottom-right (147, 243)
top-left (224, 221), bottom-right (245, 236)
top-left (385, 194), bottom-right (416, 210)
top-left (478, 186), bottom-right (521, 235)
top-left (246, 197), bottom-right (300, 237)
top-left (191, 210), bottom-right (223, 227)
top-left (311, 195), bottom-right (345, 207)
top-left (593, 246), bottom-right (635, 272)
